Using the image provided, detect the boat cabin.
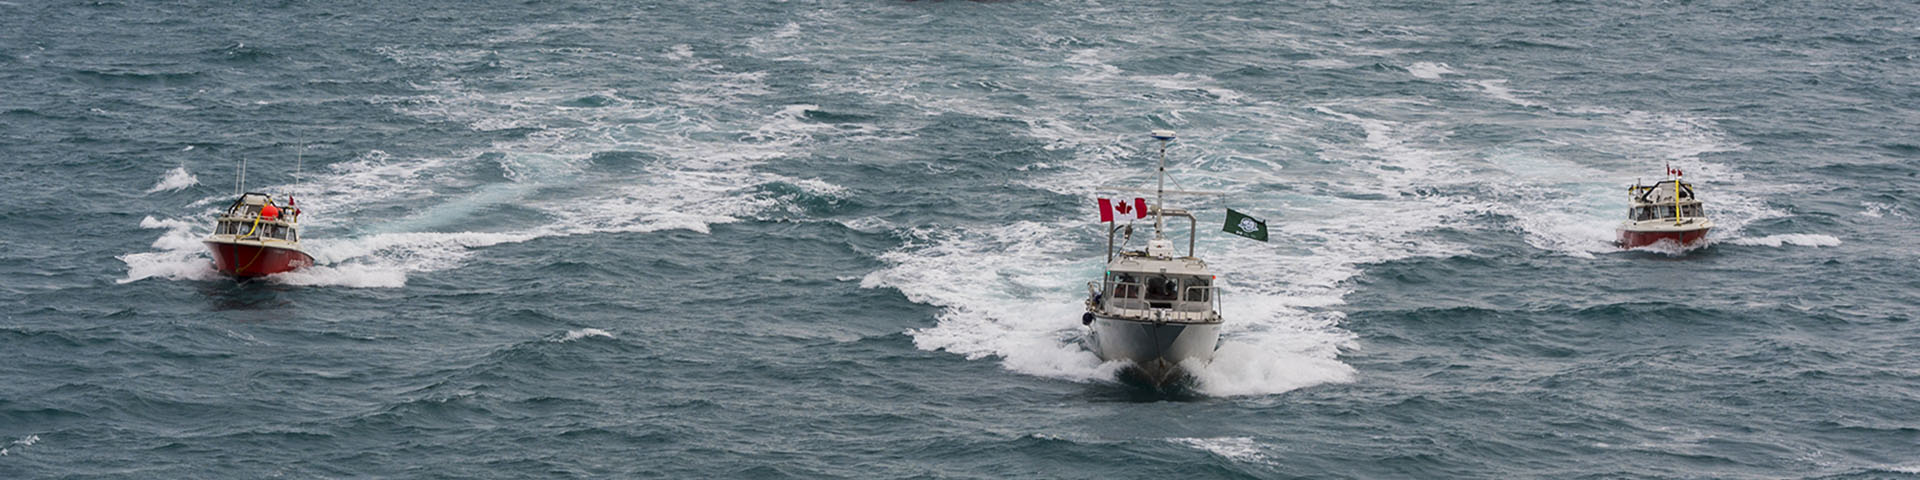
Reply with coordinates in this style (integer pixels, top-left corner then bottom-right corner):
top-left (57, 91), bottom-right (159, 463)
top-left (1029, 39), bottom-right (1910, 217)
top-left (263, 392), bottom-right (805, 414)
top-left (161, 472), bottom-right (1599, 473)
top-left (214, 192), bottom-right (300, 242)
top-left (1085, 206), bottom-right (1223, 322)
top-left (213, 218), bottom-right (297, 241)
top-left (1626, 180), bottom-right (1705, 221)
top-left (1089, 254), bottom-right (1221, 322)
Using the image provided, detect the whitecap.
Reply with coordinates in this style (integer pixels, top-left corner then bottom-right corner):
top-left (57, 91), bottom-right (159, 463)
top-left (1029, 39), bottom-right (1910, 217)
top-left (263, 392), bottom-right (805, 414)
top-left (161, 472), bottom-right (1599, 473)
top-left (1170, 437), bottom-right (1271, 464)
top-left (0, 434), bottom-right (40, 456)
top-left (1407, 61), bottom-right (1455, 80)
top-left (1728, 234), bottom-right (1841, 247)
top-left (553, 328), bottom-right (614, 342)
top-left (1471, 79), bottom-right (1539, 106)
top-left (146, 166), bottom-right (199, 193)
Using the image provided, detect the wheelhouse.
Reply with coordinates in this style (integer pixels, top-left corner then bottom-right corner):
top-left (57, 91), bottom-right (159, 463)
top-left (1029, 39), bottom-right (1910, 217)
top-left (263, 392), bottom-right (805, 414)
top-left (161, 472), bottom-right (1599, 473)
top-left (1627, 179), bottom-right (1705, 221)
top-left (1097, 271), bottom-right (1214, 310)
top-left (214, 218), bottom-right (297, 241)
top-left (213, 192), bottom-right (300, 242)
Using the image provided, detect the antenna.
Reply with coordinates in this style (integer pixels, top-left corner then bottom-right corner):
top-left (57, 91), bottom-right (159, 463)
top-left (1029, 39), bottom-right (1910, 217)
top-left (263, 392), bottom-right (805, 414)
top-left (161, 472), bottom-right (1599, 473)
top-left (295, 138), bottom-right (304, 186)
top-left (238, 157), bottom-right (247, 194)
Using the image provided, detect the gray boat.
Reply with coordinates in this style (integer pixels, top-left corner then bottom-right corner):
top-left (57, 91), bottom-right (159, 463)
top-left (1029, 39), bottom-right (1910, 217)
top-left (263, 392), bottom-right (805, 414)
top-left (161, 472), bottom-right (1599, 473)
top-left (1082, 131), bottom-right (1223, 385)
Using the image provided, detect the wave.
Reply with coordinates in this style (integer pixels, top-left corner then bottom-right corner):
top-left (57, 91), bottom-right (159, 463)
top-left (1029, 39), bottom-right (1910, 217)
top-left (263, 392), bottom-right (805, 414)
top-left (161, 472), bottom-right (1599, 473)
top-left (0, 434), bottom-right (39, 456)
top-left (551, 328), bottom-right (614, 343)
top-left (117, 216), bottom-right (219, 283)
top-left (1170, 437), bottom-right (1271, 464)
top-left (1470, 79), bottom-right (1540, 107)
top-left (146, 166), bottom-right (199, 193)
top-left (1727, 234), bottom-right (1841, 247)
top-left (1407, 61), bottom-right (1455, 80)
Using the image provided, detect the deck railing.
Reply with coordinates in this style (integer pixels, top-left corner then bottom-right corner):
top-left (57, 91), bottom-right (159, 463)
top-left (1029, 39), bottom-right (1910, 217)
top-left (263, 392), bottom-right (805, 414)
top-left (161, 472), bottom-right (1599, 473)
top-left (1086, 280), bottom-right (1221, 322)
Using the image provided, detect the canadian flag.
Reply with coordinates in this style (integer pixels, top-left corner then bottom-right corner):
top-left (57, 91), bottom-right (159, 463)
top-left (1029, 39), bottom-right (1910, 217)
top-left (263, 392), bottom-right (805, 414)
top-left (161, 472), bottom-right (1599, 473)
top-left (1098, 197), bottom-right (1148, 223)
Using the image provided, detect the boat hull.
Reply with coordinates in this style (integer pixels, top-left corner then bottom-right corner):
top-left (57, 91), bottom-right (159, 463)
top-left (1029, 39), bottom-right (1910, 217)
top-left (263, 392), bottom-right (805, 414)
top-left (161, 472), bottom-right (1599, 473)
top-left (204, 241), bottom-right (313, 277)
top-left (1617, 226), bottom-right (1711, 249)
top-left (1086, 315), bottom-right (1220, 385)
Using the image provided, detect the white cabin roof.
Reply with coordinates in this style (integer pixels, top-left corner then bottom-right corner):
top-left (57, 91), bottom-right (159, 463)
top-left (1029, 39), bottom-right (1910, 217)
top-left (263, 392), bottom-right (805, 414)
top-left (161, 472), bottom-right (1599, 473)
top-left (1629, 180), bottom-right (1700, 206)
top-left (1106, 252), bottom-right (1212, 276)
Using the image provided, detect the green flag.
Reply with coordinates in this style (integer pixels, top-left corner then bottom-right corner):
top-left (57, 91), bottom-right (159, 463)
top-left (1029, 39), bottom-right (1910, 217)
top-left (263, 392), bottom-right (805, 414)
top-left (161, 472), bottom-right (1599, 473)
top-left (1223, 208), bottom-right (1268, 242)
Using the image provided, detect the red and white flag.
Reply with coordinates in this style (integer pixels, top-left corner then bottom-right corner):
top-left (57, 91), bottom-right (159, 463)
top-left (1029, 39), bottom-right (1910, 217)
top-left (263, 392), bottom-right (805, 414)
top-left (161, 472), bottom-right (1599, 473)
top-left (1098, 197), bottom-right (1148, 223)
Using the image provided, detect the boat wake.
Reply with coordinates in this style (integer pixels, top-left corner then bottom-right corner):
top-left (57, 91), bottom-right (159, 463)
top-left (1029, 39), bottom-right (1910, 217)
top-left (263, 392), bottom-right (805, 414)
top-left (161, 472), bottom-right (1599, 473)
top-left (119, 42), bottom-right (844, 287)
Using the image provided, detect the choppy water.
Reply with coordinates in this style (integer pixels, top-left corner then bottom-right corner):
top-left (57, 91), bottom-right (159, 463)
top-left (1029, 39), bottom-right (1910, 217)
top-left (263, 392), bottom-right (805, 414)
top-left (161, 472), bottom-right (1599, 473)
top-left (3, 0), bottom-right (1917, 477)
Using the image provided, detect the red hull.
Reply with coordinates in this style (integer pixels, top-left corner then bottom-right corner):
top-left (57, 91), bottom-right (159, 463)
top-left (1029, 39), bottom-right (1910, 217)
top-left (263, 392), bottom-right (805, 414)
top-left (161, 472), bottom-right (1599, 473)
top-left (1617, 228), bottom-right (1710, 249)
top-left (205, 241), bottom-right (314, 277)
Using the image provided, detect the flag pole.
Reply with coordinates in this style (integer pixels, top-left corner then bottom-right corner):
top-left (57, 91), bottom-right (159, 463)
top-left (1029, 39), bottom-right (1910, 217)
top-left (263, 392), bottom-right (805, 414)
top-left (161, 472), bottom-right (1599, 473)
top-left (1106, 221), bottom-right (1116, 262)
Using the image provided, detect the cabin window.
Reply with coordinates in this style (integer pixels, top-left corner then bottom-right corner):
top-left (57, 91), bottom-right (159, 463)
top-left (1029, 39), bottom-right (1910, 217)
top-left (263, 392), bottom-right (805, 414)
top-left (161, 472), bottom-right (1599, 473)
top-left (1145, 276), bottom-right (1178, 309)
top-left (1145, 276), bottom-right (1178, 302)
top-left (1185, 278), bottom-right (1211, 302)
top-left (1111, 273), bottom-right (1139, 299)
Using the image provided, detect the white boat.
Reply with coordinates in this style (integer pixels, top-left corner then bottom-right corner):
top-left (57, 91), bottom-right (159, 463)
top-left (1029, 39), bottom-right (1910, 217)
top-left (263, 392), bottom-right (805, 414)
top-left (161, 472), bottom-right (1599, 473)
top-left (1081, 131), bottom-right (1223, 385)
top-left (1617, 171), bottom-right (1713, 249)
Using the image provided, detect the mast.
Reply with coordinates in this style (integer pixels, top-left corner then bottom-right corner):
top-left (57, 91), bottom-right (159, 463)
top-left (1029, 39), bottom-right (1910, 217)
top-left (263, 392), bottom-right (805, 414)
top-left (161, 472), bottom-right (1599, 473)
top-left (1150, 130), bottom-right (1175, 240)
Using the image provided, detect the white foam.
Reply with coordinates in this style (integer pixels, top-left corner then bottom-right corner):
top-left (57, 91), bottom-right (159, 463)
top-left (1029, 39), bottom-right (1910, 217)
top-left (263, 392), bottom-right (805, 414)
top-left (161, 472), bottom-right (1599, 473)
top-left (0, 434), bottom-right (38, 456)
top-left (1471, 79), bottom-right (1539, 106)
top-left (1296, 58), bottom-right (1353, 69)
top-left (1137, 73), bottom-right (1246, 104)
top-left (664, 44), bottom-right (694, 61)
top-left (553, 328), bottom-right (614, 342)
top-left (146, 166), bottom-right (199, 193)
top-left (269, 263), bottom-right (409, 288)
top-left (1728, 234), bottom-right (1841, 247)
top-left (871, 112), bottom-right (1480, 397)
top-left (1407, 61), bottom-right (1455, 80)
top-left (1861, 201), bottom-right (1907, 219)
top-left (1477, 152), bottom-right (1625, 258)
top-left (1171, 437), bottom-right (1270, 464)
top-left (127, 50), bottom-right (833, 287)
top-left (866, 221), bottom-right (1124, 381)
top-left (117, 216), bottom-right (218, 284)
top-left (1382, 88), bottom-right (1790, 259)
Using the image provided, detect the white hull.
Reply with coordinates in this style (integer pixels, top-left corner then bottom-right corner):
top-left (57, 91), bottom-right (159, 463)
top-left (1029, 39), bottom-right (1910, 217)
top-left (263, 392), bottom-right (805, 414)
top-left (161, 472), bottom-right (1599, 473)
top-left (1086, 315), bottom-right (1219, 385)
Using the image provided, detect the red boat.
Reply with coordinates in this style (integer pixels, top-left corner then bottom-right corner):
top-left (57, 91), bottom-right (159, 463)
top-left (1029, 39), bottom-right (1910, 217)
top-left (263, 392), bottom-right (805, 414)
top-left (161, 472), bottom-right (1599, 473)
top-left (1617, 175), bottom-right (1713, 249)
top-left (204, 192), bottom-right (313, 277)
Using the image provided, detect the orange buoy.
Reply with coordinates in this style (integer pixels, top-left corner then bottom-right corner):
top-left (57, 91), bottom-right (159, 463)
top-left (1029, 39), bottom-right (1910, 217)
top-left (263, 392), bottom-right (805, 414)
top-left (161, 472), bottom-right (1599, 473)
top-left (260, 203), bottom-right (280, 219)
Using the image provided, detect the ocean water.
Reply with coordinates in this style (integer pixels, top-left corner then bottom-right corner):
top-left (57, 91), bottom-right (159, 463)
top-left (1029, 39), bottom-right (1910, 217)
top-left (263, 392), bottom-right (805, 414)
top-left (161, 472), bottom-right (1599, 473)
top-left (3, 0), bottom-right (1917, 477)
